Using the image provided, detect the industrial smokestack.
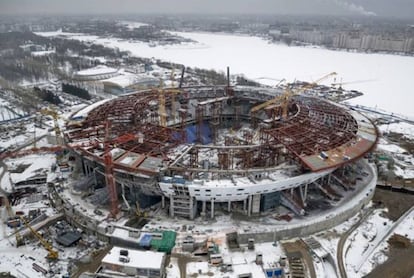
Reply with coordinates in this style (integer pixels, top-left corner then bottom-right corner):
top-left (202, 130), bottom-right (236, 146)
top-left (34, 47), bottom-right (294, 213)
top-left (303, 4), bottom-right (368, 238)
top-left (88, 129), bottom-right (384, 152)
top-left (227, 66), bottom-right (230, 87)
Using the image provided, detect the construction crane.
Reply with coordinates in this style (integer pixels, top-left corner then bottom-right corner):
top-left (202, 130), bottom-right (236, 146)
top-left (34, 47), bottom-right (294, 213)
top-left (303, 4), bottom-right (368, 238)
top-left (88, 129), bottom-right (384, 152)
top-left (250, 72), bottom-right (337, 118)
top-left (3, 196), bottom-right (23, 247)
top-left (19, 216), bottom-right (58, 260)
top-left (158, 71), bottom-right (184, 127)
top-left (40, 107), bottom-right (63, 146)
top-left (103, 121), bottom-right (119, 218)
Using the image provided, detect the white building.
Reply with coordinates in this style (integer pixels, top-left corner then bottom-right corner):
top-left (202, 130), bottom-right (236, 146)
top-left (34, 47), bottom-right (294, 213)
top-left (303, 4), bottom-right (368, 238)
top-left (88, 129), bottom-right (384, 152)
top-left (73, 65), bottom-right (120, 81)
top-left (101, 246), bottom-right (166, 278)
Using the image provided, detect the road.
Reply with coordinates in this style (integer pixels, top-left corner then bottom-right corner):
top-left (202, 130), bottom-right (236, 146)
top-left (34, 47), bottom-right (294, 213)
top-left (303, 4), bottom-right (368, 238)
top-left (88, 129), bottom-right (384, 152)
top-left (337, 207), bottom-right (374, 278)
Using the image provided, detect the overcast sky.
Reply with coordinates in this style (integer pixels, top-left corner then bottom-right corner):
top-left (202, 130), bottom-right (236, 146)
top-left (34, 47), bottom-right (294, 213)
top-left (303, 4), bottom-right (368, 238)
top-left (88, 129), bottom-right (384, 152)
top-left (1, 0), bottom-right (413, 19)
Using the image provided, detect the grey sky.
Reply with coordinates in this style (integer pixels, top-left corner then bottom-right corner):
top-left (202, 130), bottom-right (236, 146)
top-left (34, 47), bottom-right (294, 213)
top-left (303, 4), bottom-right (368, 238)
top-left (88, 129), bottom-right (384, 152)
top-left (0, 0), bottom-right (413, 18)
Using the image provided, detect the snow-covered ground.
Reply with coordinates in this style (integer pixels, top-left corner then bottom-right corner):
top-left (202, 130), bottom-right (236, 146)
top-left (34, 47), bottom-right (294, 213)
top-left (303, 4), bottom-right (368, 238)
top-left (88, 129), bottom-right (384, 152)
top-left (376, 136), bottom-right (414, 179)
top-left (0, 98), bottom-right (27, 122)
top-left (344, 209), bottom-right (393, 277)
top-left (379, 121), bottom-right (414, 140)
top-left (36, 30), bottom-right (414, 118)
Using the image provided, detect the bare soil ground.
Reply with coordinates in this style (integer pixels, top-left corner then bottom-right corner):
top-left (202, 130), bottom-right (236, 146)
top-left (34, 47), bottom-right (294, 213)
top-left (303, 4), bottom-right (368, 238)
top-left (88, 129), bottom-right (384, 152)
top-left (366, 189), bottom-right (414, 277)
top-left (282, 240), bottom-right (316, 278)
top-left (372, 188), bottom-right (414, 221)
top-left (365, 245), bottom-right (414, 278)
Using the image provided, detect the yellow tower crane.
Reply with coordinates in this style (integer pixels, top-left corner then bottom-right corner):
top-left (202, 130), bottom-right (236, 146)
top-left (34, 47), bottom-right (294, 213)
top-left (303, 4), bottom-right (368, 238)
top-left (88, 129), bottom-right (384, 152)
top-left (158, 71), bottom-right (184, 127)
top-left (250, 72), bottom-right (337, 118)
top-left (19, 216), bottom-right (59, 260)
top-left (40, 107), bottom-right (63, 146)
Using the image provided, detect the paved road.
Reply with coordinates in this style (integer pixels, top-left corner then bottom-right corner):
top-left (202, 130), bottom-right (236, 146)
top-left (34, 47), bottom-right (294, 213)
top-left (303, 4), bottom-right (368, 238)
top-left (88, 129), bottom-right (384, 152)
top-left (337, 207), bottom-right (374, 278)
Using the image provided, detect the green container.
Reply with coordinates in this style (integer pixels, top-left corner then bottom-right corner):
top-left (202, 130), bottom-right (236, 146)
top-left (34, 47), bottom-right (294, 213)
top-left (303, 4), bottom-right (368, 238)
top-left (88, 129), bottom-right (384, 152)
top-left (150, 230), bottom-right (176, 254)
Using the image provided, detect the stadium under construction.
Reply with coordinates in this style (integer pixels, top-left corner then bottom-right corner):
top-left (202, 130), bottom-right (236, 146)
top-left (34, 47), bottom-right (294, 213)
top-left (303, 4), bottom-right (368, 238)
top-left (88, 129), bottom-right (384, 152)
top-left (64, 81), bottom-right (378, 227)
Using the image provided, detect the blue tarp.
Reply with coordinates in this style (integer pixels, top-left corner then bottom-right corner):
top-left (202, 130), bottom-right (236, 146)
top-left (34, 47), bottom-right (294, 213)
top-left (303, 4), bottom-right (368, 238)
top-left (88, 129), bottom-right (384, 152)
top-left (139, 233), bottom-right (152, 247)
top-left (185, 122), bottom-right (212, 144)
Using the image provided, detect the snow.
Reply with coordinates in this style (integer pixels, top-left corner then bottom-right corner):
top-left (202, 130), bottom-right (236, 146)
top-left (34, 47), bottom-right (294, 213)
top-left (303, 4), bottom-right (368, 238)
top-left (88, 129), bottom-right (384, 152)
top-left (394, 165), bottom-right (414, 179)
top-left (75, 65), bottom-right (118, 76)
top-left (6, 154), bottom-right (56, 185)
top-left (0, 168), bottom-right (12, 193)
top-left (0, 242), bottom-right (50, 278)
top-left (102, 71), bottom-right (138, 88)
top-left (165, 257), bottom-right (180, 278)
top-left (322, 260), bottom-right (337, 278)
top-left (379, 121), bottom-right (414, 140)
top-left (71, 98), bottom-right (112, 119)
top-left (119, 21), bottom-right (148, 30)
top-left (36, 30), bottom-right (414, 118)
top-left (345, 209), bottom-right (393, 277)
top-left (393, 209), bottom-right (414, 241)
top-left (185, 241), bottom-right (282, 278)
top-left (377, 138), bottom-right (407, 154)
top-left (31, 50), bottom-right (55, 56)
top-left (102, 246), bottom-right (165, 270)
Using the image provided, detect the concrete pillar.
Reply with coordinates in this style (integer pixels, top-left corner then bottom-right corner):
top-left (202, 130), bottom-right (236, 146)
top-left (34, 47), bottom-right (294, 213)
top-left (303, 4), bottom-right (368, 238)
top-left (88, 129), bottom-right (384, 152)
top-left (169, 195), bottom-right (174, 218)
top-left (243, 198), bottom-right (247, 213)
top-left (248, 195), bottom-right (253, 217)
top-left (327, 174), bottom-right (331, 184)
top-left (161, 196), bottom-right (165, 209)
top-left (227, 201), bottom-right (231, 212)
top-left (304, 183), bottom-right (308, 201)
top-left (83, 161), bottom-right (88, 175)
top-left (211, 200), bottom-right (214, 219)
top-left (189, 197), bottom-right (194, 220)
top-left (202, 201), bottom-right (206, 213)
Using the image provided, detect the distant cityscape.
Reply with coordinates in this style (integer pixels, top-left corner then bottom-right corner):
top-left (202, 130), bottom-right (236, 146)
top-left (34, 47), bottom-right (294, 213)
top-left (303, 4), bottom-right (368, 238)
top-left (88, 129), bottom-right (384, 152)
top-left (1, 14), bottom-right (413, 55)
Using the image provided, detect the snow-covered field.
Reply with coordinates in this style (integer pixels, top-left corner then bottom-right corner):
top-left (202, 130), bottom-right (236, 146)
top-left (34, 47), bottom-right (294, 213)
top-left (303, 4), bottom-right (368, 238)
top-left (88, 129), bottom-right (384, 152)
top-left (36, 30), bottom-right (414, 118)
top-left (0, 98), bottom-right (27, 122)
top-left (345, 209), bottom-right (393, 277)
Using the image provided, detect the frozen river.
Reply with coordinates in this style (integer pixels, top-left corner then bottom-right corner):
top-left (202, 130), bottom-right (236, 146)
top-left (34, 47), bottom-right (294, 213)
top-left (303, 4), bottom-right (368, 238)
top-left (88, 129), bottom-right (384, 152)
top-left (38, 30), bottom-right (414, 118)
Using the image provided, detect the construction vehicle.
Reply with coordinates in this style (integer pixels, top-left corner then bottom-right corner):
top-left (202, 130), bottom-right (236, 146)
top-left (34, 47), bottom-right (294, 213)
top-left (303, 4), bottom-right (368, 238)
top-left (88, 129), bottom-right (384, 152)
top-left (135, 201), bottom-right (148, 219)
top-left (3, 196), bottom-right (24, 247)
top-left (250, 72), bottom-right (337, 118)
top-left (19, 216), bottom-right (58, 260)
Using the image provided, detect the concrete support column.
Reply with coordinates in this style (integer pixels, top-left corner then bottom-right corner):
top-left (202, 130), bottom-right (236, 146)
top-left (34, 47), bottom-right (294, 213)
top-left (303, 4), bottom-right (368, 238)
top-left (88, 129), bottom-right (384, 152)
top-left (211, 200), bottom-right (214, 219)
top-left (304, 183), bottom-right (308, 201)
top-left (169, 195), bottom-right (174, 218)
top-left (227, 201), bottom-right (231, 212)
top-left (327, 174), bottom-right (331, 184)
top-left (161, 196), bottom-right (165, 209)
top-left (83, 161), bottom-right (88, 175)
top-left (243, 199), bottom-right (247, 214)
top-left (189, 197), bottom-right (194, 220)
top-left (248, 195), bottom-right (253, 217)
top-left (202, 201), bottom-right (206, 213)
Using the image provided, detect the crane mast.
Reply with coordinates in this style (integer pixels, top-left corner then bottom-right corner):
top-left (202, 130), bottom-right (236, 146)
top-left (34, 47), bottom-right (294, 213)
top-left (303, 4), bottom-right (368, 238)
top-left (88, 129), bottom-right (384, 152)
top-left (104, 121), bottom-right (119, 218)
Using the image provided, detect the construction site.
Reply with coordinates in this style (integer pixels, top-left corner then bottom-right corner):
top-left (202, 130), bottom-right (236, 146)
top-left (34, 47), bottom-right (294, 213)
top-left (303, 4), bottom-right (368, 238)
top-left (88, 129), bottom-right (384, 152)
top-left (0, 68), bottom-right (383, 277)
top-left (63, 70), bottom-right (378, 226)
